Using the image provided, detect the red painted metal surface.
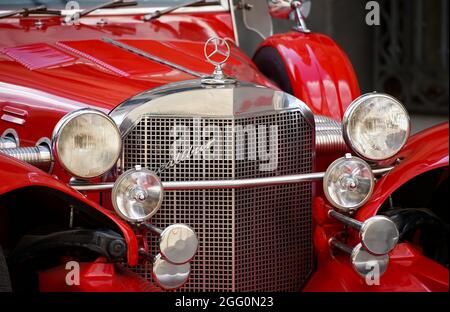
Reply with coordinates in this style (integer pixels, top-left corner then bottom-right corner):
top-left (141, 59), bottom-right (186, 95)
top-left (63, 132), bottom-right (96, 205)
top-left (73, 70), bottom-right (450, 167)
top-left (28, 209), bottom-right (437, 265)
top-left (0, 153), bottom-right (139, 266)
top-left (1, 43), bottom-right (75, 70)
top-left (304, 243), bottom-right (449, 292)
top-left (257, 32), bottom-right (361, 121)
top-left (39, 258), bottom-right (158, 292)
top-left (0, 13), bottom-right (271, 110)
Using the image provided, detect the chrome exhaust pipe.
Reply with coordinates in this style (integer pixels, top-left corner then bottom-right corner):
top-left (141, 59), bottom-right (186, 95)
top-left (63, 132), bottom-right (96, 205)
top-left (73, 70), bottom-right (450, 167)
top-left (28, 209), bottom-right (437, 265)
top-left (0, 145), bottom-right (52, 165)
top-left (315, 115), bottom-right (349, 153)
top-left (0, 137), bottom-right (17, 149)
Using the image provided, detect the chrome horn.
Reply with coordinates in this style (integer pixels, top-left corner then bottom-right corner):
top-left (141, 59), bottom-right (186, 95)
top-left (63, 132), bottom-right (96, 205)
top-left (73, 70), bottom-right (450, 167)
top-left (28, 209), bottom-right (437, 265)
top-left (145, 223), bottom-right (199, 265)
top-left (329, 238), bottom-right (389, 278)
top-left (328, 210), bottom-right (399, 255)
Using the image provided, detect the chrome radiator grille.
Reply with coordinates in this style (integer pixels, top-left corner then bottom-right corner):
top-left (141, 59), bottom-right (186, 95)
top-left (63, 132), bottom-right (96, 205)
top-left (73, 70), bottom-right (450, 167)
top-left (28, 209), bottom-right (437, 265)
top-left (122, 111), bottom-right (314, 291)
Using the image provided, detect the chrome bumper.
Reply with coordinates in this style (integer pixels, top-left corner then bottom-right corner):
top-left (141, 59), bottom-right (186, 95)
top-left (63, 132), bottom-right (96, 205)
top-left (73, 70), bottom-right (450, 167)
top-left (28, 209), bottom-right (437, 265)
top-left (69, 167), bottom-right (393, 191)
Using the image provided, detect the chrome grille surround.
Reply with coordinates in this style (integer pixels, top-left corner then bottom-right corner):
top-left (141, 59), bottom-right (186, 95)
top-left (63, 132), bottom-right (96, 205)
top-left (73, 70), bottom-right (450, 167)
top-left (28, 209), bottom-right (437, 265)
top-left (111, 81), bottom-right (315, 291)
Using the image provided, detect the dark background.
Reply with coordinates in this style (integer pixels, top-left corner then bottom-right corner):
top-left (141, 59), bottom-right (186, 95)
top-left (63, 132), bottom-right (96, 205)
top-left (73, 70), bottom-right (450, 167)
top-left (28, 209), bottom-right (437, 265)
top-left (273, 0), bottom-right (449, 133)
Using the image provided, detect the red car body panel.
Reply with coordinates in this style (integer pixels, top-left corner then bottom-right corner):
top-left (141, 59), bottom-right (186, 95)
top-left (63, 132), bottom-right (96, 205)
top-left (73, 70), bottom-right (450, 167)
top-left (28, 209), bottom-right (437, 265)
top-left (305, 243), bottom-right (449, 292)
top-left (0, 13), bottom-right (272, 109)
top-left (0, 8), bottom-right (448, 292)
top-left (0, 153), bottom-right (139, 266)
top-left (257, 32), bottom-right (361, 121)
top-left (39, 259), bottom-right (159, 292)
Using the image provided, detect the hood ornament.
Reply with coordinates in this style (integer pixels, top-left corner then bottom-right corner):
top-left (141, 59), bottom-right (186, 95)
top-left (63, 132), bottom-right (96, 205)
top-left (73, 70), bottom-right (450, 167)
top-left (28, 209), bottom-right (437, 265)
top-left (201, 37), bottom-right (236, 85)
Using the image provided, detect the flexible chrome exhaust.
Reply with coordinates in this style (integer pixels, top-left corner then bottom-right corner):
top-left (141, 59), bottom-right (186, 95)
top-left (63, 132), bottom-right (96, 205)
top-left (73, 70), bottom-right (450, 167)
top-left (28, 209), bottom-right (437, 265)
top-left (0, 145), bottom-right (52, 165)
top-left (0, 137), bottom-right (17, 149)
top-left (315, 115), bottom-right (349, 153)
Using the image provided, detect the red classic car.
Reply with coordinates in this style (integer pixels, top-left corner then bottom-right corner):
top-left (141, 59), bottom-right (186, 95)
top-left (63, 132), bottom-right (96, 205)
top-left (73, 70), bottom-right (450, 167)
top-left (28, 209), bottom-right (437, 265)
top-left (0, 0), bottom-right (448, 292)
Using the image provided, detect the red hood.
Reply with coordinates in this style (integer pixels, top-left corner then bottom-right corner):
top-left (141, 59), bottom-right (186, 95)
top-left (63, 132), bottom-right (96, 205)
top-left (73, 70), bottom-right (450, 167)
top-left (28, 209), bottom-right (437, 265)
top-left (0, 12), bottom-right (273, 112)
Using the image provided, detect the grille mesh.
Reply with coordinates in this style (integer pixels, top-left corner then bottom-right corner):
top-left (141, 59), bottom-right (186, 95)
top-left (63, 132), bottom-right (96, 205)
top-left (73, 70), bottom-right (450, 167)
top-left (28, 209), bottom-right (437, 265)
top-left (123, 111), bottom-right (313, 291)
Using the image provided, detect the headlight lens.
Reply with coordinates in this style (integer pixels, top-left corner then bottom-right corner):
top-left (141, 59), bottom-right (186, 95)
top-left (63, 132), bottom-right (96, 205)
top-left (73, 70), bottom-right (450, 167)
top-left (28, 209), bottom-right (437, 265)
top-left (343, 93), bottom-right (410, 161)
top-left (323, 154), bottom-right (374, 212)
top-left (52, 109), bottom-right (121, 179)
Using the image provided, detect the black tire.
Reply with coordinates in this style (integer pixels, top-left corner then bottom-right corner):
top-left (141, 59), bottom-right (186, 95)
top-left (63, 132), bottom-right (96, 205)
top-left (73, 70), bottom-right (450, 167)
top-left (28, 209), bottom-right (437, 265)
top-left (0, 245), bottom-right (12, 292)
top-left (253, 46), bottom-right (294, 95)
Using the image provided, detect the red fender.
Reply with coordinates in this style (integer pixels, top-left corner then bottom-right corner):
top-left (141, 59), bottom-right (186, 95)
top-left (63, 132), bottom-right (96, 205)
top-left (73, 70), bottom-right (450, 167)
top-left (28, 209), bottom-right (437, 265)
top-left (305, 242), bottom-right (449, 292)
top-left (39, 258), bottom-right (159, 292)
top-left (0, 153), bottom-right (139, 266)
top-left (357, 122), bottom-right (449, 221)
top-left (256, 32), bottom-right (360, 120)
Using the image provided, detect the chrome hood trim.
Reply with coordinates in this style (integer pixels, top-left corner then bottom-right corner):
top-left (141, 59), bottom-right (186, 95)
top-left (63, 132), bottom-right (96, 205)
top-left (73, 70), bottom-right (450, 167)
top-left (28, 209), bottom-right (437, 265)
top-left (109, 80), bottom-right (315, 138)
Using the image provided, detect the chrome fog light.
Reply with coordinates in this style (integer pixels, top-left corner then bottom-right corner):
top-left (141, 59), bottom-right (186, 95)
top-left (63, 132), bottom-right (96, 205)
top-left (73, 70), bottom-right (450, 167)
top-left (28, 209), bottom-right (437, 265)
top-left (112, 166), bottom-right (163, 223)
top-left (360, 216), bottom-right (399, 255)
top-left (160, 224), bottom-right (198, 265)
top-left (343, 93), bottom-right (410, 161)
top-left (323, 154), bottom-right (374, 212)
top-left (152, 254), bottom-right (191, 290)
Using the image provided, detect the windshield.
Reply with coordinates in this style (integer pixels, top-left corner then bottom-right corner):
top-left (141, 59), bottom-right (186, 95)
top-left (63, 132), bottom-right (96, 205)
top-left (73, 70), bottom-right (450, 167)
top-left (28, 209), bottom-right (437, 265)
top-left (0, 1), bottom-right (195, 10)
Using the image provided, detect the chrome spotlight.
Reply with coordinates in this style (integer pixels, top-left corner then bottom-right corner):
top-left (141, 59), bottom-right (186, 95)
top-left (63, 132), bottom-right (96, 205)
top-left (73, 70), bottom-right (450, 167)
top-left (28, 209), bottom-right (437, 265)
top-left (323, 154), bottom-right (374, 212)
top-left (112, 166), bottom-right (164, 223)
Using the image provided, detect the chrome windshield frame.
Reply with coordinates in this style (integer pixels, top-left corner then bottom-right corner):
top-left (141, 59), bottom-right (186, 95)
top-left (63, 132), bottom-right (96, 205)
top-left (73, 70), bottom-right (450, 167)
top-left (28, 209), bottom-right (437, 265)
top-left (0, 0), bottom-right (229, 17)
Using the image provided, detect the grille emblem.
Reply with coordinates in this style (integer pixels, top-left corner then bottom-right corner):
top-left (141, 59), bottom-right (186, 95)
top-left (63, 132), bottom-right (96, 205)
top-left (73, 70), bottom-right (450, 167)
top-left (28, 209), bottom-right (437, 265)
top-left (201, 37), bottom-right (236, 85)
top-left (157, 138), bottom-right (216, 173)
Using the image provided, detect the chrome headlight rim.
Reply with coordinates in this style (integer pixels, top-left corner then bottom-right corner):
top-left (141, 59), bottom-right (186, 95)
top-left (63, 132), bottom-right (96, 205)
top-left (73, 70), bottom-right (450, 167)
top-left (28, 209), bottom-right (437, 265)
top-left (52, 108), bottom-right (122, 179)
top-left (323, 154), bottom-right (375, 212)
top-left (342, 92), bottom-right (411, 162)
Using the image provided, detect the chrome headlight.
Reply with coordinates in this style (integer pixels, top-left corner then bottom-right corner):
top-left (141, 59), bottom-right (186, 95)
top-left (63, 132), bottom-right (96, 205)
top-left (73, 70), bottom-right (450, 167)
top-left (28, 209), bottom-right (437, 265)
top-left (323, 154), bottom-right (374, 212)
top-left (343, 93), bottom-right (411, 161)
top-left (52, 109), bottom-right (121, 179)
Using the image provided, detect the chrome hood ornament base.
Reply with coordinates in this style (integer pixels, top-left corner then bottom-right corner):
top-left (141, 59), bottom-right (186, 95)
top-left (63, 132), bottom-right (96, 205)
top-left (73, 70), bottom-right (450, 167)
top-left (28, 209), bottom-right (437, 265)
top-left (201, 37), bottom-right (236, 85)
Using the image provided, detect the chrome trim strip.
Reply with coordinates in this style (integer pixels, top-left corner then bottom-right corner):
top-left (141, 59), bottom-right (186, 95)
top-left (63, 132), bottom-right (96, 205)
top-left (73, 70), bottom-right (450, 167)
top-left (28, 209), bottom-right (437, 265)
top-left (228, 0), bottom-right (240, 46)
top-left (102, 37), bottom-right (204, 78)
top-left (70, 167), bottom-right (394, 191)
top-left (1, 114), bottom-right (25, 125)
